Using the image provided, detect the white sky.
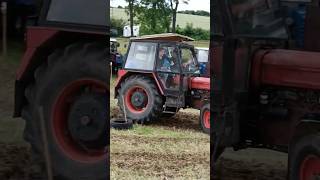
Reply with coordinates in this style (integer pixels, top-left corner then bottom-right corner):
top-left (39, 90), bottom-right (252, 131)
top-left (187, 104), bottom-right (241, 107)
top-left (110, 0), bottom-right (210, 12)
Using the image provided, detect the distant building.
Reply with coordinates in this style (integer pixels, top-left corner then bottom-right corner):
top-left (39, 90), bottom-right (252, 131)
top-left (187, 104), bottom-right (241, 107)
top-left (123, 25), bottom-right (140, 37)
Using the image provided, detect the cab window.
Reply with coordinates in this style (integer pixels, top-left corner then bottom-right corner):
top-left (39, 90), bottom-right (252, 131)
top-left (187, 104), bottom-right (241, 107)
top-left (181, 47), bottom-right (198, 73)
top-left (125, 42), bottom-right (156, 70)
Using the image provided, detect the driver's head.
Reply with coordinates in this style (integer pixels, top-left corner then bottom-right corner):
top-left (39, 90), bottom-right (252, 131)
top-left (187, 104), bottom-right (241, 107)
top-left (159, 48), bottom-right (165, 59)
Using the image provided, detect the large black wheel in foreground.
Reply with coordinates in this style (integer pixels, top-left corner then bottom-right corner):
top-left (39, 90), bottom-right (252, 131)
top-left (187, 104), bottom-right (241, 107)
top-left (118, 75), bottom-right (163, 123)
top-left (22, 42), bottom-right (108, 180)
top-left (288, 133), bottom-right (320, 180)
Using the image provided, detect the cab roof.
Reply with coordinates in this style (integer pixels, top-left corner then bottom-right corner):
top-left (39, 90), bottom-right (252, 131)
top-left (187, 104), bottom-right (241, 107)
top-left (130, 33), bottom-right (194, 42)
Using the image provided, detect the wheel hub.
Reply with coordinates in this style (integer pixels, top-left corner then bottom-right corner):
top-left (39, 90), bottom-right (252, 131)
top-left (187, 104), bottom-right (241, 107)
top-left (68, 94), bottom-right (107, 150)
top-left (131, 91), bottom-right (147, 108)
top-left (203, 110), bottom-right (210, 129)
top-left (80, 116), bottom-right (91, 126)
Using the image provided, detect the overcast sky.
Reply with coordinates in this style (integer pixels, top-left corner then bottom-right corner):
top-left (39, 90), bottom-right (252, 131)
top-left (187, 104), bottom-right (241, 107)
top-left (110, 0), bottom-right (210, 12)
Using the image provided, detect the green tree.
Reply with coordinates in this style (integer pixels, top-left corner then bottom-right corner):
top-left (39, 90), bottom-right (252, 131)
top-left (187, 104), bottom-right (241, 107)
top-left (135, 0), bottom-right (171, 35)
top-left (125, 0), bottom-right (138, 37)
top-left (176, 23), bottom-right (209, 40)
top-left (110, 18), bottom-right (127, 37)
top-left (168, 0), bottom-right (189, 33)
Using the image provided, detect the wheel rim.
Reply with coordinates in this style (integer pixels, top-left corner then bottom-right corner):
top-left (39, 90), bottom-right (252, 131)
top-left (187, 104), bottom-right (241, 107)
top-left (52, 79), bottom-right (107, 163)
top-left (300, 155), bottom-right (320, 180)
top-left (124, 86), bottom-right (149, 114)
top-left (203, 110), bottom-right (210, 129)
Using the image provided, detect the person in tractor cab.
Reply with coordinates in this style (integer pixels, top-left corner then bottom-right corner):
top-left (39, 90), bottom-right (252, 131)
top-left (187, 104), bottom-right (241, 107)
top-left (159, 48), bottom-right (172, 71)
top-left (158, 47), bottom-right (178, 88)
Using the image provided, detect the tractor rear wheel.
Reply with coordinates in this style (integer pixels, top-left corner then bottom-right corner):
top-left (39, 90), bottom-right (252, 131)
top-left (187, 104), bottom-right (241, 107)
top-left (22, 42), bottom-right (108, 180)
top-left (118, 75), bottom-right (163, 123)
top-left (200, 103), bottom-right (210, 134)
top-left (288, 133), bottom-right (320, 180)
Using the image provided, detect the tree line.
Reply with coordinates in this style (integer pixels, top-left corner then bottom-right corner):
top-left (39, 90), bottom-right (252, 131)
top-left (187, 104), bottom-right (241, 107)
top-left (111, 0), bottom-right (209, 40)
top-left (177, 10), bottom-right (210, 17)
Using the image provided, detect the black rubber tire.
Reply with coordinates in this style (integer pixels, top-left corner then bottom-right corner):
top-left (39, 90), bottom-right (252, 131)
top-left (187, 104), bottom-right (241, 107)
top-left (200, 103), bottom-right (210, 134)
top-left (118, 75), bottom-right (163, 123)
top-left (22, 42), bottom-right (108, 180)
top-left (110, 118), bottom-right (133, 130)
top-left (288, 133), bottom-right (320, 180)
top-left (161, 107), bottom-right (179, 118)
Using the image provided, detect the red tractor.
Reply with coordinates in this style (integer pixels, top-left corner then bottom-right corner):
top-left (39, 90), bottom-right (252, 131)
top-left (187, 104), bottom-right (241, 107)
top-left (13, 1), bottom-right (108, 179)
top-left (212, 0), bottom-right (320, 179)
top-left (114, 33), bottom-right (211, 133)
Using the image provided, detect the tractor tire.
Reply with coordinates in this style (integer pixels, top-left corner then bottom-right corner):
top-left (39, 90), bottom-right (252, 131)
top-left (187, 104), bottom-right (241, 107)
top-left (200, 103), bottom-right (210, 134)
top-left (161, 107), bottom-right (179, 118)
top-left (118, 75), bottom-right (163, 123)
top-left (22, 42), bottom-right (108, 180)
top-left (110, 118), bottom-right (133, 130)
top-left (288, 133), bottom-right (320, 180)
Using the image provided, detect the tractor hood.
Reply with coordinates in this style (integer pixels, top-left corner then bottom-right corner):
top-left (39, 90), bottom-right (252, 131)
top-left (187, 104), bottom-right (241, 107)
top-left (189, 77), bottom-right (210, 90)
top-left (252, 49), bottom-right (320, 90)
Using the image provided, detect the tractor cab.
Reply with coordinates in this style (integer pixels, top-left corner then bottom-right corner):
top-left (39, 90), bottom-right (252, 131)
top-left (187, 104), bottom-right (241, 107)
top-left (119, 33), bottom-right (201, 105)
top-left (115, 33), bottom-right (210, 133)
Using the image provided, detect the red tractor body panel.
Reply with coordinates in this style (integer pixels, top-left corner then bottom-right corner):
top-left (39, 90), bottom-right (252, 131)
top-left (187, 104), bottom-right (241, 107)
top-left (252, 49), bottom-right (320, 90)
top-left (17, 26), bottom-right (106, 80)
top-left (17, 27), bottom-right (59, 80)
top-left (189, 77), bottom-right (210, 90)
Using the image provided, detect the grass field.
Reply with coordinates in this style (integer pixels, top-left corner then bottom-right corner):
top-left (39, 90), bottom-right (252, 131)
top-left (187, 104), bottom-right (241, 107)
top-left (110, 76), bottom-right (210, 179)
top-left (110, 7), bottom-right (210, 30)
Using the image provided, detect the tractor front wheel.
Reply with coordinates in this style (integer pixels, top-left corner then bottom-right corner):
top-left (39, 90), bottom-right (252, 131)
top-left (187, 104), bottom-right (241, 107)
top-left (118, 75), bottom-right (163, 123)
top-left (288, 133), bottom-right (320, 180)
top-left (200, 103), bottom-right (210, 134)
top-left (22, 42), bottom-right (108, 180)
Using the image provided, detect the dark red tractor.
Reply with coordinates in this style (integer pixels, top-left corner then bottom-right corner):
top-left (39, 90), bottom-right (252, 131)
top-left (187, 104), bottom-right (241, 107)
top-left (212, 0), bottom-right (320, 179)
top-left (114, 33), bottom-right (211, 133)
top-left (13, 1), bottom-right (108, 179)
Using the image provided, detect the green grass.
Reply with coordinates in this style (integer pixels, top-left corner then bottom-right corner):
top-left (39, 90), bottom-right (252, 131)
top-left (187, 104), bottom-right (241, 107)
top-left (111, 7), bottom-right (210, 30)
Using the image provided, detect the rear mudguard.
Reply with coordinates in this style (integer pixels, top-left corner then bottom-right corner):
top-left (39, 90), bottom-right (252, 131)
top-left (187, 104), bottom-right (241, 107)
top-left (14, 26), bottom-right (106, 117)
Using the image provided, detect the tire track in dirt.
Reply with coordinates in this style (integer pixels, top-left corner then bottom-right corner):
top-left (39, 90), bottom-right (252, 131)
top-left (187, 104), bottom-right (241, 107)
top-left (214, 157), bottom-right (287, 180)
top-left (111, 151), bottom-right (209, 178)
top-left (112, 134), bottom-right (209, 144)
top-left (111, 106), bottom-right (202, 132)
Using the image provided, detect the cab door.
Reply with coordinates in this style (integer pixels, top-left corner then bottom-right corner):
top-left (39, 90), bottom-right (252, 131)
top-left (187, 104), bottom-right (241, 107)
top-left (155, 43), bottom-right (183, 108)
top-left (179, 45), bottom-right (200, 95)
